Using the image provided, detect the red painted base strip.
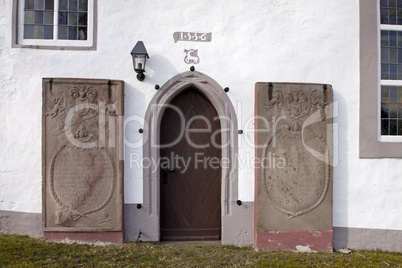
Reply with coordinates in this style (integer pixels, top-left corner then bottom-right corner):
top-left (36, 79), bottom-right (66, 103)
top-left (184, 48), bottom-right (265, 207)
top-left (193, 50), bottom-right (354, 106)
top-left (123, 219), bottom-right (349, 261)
top-left (256, 230), bottom-right (333, 252)
top-left (44, 231), bottom-right (124, 243)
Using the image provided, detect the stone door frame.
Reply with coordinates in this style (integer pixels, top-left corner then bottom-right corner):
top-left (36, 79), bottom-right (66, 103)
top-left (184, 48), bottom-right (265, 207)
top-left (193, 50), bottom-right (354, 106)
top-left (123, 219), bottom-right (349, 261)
top-left (141, 71), bottom-right (239, 242)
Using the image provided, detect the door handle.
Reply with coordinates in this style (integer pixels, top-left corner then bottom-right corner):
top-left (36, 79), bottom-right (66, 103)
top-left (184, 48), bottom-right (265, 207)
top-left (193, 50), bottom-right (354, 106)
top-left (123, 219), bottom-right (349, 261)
top-left (162, 167), bottom-right (175, 184)
top-left (163, 167), bottom-right (175, 173)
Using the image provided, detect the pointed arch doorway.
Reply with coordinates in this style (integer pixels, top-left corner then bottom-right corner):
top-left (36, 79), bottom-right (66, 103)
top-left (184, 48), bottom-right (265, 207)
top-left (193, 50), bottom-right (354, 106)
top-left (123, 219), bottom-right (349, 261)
top-left (160, 87), bottom-right (222, 240)
top-left (140, 71), bottom-right (244, 244)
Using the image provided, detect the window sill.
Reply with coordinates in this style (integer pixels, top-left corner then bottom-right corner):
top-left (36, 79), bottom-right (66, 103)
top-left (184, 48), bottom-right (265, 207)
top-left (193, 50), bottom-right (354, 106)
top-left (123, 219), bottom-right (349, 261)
top-left (11, 43), bottom-right (97, 51)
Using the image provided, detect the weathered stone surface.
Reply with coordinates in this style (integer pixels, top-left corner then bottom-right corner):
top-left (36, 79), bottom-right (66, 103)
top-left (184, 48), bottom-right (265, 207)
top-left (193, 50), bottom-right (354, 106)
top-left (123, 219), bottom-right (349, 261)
top-left (254, 83), bottom-right (333, 252)
top-left (42, 78), bottom-right (124, 235)
top-left (0, 210), bottom-right (42, 237)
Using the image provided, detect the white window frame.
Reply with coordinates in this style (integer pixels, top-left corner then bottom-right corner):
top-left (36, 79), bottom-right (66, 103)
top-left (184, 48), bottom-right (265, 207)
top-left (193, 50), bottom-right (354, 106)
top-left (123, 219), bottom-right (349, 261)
top-left (14, 0), bottom-right (96, 49)
top-left (378, 1), bottom-right (402, 142)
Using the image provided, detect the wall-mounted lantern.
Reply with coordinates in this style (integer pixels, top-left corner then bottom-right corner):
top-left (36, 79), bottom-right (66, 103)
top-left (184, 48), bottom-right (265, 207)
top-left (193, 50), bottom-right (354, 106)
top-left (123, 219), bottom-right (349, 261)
top-left (130, 41), bottom-right (149, 81)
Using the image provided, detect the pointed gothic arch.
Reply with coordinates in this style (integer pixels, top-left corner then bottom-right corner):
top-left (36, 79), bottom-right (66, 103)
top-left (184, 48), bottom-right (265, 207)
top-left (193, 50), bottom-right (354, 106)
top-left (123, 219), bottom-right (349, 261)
top-left (140, 71), bottom-right (240, 242)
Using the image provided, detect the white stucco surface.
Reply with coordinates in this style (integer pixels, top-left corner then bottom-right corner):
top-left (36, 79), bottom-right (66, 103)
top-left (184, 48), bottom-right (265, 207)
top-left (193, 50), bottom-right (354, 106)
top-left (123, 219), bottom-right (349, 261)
top-left (0, 0), bottom-right (401, 231)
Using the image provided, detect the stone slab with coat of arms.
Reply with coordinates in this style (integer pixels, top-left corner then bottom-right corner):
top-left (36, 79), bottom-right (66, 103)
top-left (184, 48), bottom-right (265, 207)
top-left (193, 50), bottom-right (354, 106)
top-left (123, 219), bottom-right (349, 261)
top-left (254, 82), bottom-right (333, 252)
top-left (42, 78), bottom-right (124, 242)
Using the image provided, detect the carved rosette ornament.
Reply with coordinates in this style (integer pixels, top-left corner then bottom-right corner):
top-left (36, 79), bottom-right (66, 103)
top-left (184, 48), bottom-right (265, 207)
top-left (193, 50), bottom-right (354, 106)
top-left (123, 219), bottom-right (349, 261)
top-left (70, 86), bottom-right (98, 115)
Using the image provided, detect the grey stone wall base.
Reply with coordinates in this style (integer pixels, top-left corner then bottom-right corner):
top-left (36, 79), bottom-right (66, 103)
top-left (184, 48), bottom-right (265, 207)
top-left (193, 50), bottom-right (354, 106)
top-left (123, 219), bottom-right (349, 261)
top-left (2, 209), bottom-right (400, 252)
top-left (124, 204), bottom-right (159, 242)
top-left (222, 202), bottom-right (254, 247)
top-left (0, 210), bottom-right (43, 237)
top-left (125, 202), bottom-right (254, 246)
top-left (333, 227), bottom-right (402, 252)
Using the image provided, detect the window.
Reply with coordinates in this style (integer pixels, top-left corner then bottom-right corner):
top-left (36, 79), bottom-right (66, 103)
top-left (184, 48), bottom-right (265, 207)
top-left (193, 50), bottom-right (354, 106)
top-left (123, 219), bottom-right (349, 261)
top-left (380, 0), bottom-right (402, 138)
top-left (13, 0), bottom-right (96, 49)
top-left (23, 0), bottom-right (55, 40)
top-left (359, 0), bottom-right (402, 157)
top-left (380, 85), bottom-right (402, 136)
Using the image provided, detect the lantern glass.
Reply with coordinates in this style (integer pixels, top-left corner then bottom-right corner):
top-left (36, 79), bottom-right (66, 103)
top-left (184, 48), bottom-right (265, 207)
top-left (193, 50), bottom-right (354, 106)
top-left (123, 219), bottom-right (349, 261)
top-left (133, 54), bottom-right (146, 73)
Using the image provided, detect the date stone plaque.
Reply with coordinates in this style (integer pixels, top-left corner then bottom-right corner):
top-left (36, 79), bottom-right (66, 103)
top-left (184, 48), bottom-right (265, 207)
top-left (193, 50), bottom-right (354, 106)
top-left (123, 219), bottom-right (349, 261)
top-left (254, 83), bottom-right (333, 252)
top-left (42, 78), bottom-right (124, 242)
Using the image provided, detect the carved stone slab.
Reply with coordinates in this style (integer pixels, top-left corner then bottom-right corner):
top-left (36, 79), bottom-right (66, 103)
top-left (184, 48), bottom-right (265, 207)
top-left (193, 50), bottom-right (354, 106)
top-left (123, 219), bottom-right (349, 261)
top-left (42, 78), bottom-right (124, 238)
top-left (254, 83), bottom-right (333, 252)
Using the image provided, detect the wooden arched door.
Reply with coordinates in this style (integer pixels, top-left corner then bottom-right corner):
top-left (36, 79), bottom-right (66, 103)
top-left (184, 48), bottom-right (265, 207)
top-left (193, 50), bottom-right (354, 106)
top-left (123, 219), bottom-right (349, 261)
top-left (160, 87), bottom-right (221, 240)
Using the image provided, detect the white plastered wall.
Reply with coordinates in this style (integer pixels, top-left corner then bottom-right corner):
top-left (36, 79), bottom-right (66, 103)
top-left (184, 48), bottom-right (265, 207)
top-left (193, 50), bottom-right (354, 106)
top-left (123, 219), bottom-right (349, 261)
top-left (0, 0), bottom-right (401, 232)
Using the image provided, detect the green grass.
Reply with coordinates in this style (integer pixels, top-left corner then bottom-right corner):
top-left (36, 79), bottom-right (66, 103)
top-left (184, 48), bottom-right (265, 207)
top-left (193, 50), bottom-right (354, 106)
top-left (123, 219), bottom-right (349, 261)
top-left (0, 234), bottom-right (401, 267)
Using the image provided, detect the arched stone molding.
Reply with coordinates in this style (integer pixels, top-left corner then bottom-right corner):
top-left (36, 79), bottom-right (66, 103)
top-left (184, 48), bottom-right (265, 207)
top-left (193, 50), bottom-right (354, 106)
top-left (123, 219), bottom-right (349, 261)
top-left (137, 71), bottom-right (250, 244)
